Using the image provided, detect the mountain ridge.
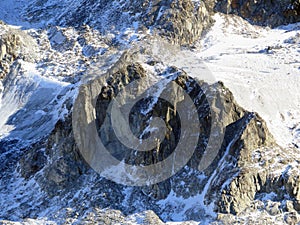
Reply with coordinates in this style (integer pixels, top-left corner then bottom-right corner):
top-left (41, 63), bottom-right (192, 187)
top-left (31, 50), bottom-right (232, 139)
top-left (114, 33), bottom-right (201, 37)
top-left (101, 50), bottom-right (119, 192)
top-left (0, 0), bottom-right (299, 224)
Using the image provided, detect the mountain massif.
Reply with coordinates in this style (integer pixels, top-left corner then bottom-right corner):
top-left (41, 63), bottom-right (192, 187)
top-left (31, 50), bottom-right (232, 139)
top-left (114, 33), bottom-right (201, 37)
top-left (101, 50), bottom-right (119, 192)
top-left (0, 0), bottom-right (299, 224)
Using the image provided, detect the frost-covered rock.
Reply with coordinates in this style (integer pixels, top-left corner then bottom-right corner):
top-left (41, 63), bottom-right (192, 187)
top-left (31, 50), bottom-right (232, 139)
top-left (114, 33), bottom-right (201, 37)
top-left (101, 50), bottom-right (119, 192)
top-left (23, 0), bottom-right (213, 45)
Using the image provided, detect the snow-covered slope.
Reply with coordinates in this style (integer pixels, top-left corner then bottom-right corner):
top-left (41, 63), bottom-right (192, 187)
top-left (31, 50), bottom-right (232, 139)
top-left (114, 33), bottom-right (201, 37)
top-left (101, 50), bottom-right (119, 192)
top-left (0, 61), bottom-right (73, 141)
top-left (197, 14), bottom-right (300, 148)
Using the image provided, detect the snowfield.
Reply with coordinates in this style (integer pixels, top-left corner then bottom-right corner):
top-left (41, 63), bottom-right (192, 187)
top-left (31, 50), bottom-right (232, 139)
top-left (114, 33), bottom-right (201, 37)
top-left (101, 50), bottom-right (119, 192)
top-left (197, 14), bottom-right (300, 149)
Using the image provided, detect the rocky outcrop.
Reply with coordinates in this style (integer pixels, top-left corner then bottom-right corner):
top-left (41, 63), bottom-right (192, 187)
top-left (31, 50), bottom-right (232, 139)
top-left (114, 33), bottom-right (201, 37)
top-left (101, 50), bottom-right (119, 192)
top-left (0, 23), bottom-right (37, 79)
top-left (215, 0), bottom-right (300, 27)
top-left (21, 0), bottom-right (300, 45)
top-left (11, 49), bottom-right (299, 223)
top-left (26, 114), bottom-right (88, 197)
top-left (144, 0), bottom-right (213, 44)
top-left (214, 118), bottom-right (300, 222)
top-left (23, 0), bottom-right (213, 45)
top-left (0, 28), bottom-right (20, 79)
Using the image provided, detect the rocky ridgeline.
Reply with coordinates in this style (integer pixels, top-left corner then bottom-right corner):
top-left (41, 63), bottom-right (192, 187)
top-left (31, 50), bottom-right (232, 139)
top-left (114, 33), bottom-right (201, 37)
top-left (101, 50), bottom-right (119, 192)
top-left (215, 0), bottom-right (300, 27)
top-left (23, 0), bottom-right (214, 45)
top-left (22, 0), bottom-right (300, 46)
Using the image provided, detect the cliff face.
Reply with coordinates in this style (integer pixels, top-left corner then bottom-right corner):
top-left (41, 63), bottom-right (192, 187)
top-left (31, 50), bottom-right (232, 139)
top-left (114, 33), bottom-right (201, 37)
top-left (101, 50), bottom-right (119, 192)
top-left (215, 0), bottom-right (300, 27)
top-left (2, 49), bottom-right (296, 223)
top-left (0, 0), bottom-right (299, 224)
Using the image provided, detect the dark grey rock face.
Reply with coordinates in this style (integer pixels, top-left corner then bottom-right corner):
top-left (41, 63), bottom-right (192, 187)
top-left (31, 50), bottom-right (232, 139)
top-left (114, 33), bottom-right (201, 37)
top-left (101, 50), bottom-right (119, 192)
top-left (215, 0), bottom-right (300, 27)
top-left (35, 115), bottom-right (88, 197)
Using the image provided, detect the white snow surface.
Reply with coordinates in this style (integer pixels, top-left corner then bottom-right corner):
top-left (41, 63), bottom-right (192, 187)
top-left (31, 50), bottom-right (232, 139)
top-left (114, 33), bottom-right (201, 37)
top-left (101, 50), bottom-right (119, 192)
top-left (0, 60), bottom-right (74, 141)
top-left (196, 13), bottom-right (300, 148)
